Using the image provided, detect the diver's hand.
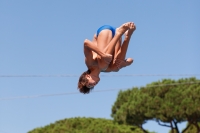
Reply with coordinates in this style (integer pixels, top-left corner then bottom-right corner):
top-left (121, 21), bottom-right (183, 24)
top-left (114, 58), bottom-right (133, 69)
top-left (102, 53), bottom-right (112, 64)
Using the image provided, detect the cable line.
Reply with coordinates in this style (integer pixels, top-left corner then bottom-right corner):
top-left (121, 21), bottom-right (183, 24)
top-left (0, 74), bottom-right (200, 78)
top-left (1, 81), bottom-right (199, 101)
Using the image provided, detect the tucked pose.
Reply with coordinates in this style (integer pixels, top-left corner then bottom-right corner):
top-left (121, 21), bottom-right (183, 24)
top-left (78, 22), bottom-right (136, 94)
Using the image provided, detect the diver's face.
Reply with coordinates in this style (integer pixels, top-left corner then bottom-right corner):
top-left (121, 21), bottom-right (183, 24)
top-left (86, 74), bottom-right (100, 88)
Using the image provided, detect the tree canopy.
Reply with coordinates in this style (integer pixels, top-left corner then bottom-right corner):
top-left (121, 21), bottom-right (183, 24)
top-left (111, 77), bottom-right (200, 133)
top-left (28, 77), bottom-right (200, 133)
top-left (28, 117), bottom-right (146, 133)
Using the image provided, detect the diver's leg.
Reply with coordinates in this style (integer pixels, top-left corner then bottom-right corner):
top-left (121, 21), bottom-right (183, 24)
top-left (114, 22), bottom-right (136, 68)
top-left (95, 29), bottom-right (113, 53)
top-left (97, 22), bottom-right (130, 55)
top-left (113, 38), bottom-right (122, 59)
top-left (115, 22), bottom-right (136, 60)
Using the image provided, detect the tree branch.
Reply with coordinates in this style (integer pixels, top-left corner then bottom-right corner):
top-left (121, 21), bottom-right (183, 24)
top-left (172, 120), bottom-right (180, 133)
top-left (193, 122), bottom-right (200, 133)
top-left (182, 123), bottom-right (191, 133)
top-left (157, 120), bottom-right (171, 128)
top-left (171, 122), bottom-right (174, 133)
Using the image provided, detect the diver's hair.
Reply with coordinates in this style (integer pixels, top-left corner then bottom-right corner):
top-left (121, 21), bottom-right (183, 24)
top-left (78, 69), bottom-right (94, 94)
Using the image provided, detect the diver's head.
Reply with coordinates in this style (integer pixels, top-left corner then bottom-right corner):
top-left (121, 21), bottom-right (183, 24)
top-left (78, 69), bottom-right (100, 94)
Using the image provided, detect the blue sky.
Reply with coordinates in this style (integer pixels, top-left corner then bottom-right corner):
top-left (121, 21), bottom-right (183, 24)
top-left (0, 1), bottom-right (200, 133)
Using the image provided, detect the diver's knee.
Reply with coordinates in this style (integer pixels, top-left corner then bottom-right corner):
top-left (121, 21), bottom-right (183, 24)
top-left (84, 39), bottom-right (90, 46)
top-left (126, 58), bottom-right (134, 65)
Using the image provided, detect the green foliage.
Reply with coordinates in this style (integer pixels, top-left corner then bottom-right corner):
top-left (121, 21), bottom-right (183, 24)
top-left (111, 77), bottom-right (200, 133)
top-left (28, 117), bottom-right (145, 133)
top-left (28, 77), bottom-right (200, 133)
top-left (168, 122), bottom-right (200, 133)
top-left (182, 122), bottom-right (200, 133)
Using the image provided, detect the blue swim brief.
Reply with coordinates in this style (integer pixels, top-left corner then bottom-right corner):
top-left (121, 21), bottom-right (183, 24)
top-left (96, 25), bottom-right (115, 38)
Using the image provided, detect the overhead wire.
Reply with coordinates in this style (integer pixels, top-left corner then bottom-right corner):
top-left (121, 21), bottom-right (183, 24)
top-left (0, 74), bottom-right (200, 78)
top-left (1, 81), bottom-right (200, 101)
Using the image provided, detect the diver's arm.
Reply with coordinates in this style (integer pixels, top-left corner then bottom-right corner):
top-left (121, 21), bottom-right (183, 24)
top-left (84, 39), bottom-right (112, 64)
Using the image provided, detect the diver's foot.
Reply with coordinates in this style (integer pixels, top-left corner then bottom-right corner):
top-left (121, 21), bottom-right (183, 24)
top-left (116, 22), bottom-right (130, 35)
top-left (125, 22), bottom-right (136, 37)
